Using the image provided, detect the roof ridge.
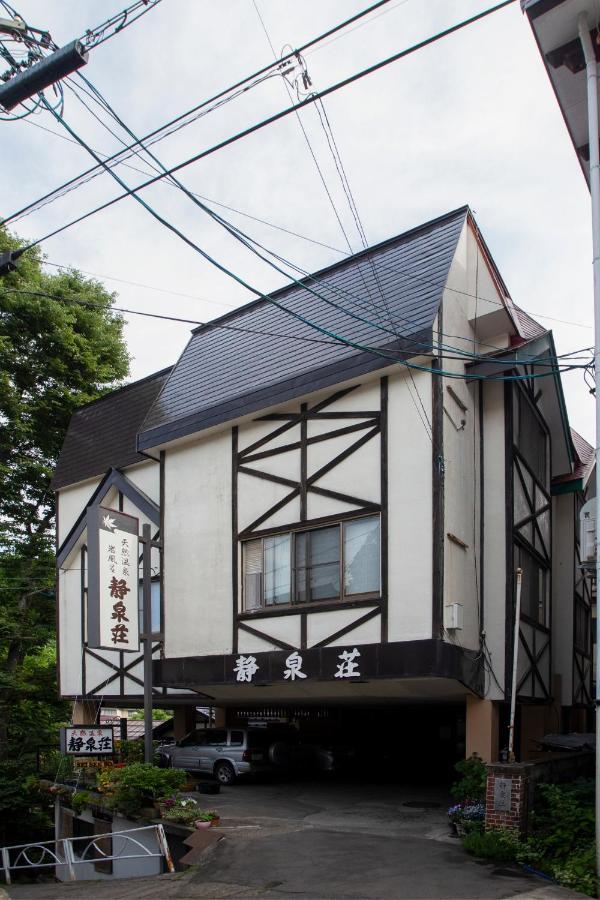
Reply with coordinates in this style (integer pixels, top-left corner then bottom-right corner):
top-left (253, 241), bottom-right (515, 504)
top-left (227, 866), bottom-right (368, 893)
top-left (192, 205), bottom-right (470, 335)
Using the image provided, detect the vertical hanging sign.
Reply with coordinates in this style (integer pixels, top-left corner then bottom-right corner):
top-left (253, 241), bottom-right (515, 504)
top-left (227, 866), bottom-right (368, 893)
top-left (87, 505), bottom-right (139, 651)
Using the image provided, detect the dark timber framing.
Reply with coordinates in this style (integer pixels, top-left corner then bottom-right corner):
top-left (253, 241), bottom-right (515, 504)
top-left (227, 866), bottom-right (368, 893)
top-left (506, 379), bottom-right (553, 703)
top-left (232, 382), bottom-right (387, 651)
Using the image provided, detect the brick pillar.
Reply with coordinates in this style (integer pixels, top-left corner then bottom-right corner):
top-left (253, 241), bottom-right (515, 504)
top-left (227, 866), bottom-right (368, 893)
top-left (485, 764), bottom-right (528, 834)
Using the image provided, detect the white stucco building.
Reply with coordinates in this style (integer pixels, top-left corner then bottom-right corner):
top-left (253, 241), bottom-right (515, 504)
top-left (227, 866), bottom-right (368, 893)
top-left (54, 206), bottom-right (594, 765)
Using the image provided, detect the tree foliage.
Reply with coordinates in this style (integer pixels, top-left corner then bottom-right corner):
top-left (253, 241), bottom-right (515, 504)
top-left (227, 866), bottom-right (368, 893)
top-left (0, 226), bottom-right (129, 843)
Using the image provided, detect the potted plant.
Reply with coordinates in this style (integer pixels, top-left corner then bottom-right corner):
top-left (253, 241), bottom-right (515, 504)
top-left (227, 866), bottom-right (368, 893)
top-left (194, 810), bottom-right (220, 829)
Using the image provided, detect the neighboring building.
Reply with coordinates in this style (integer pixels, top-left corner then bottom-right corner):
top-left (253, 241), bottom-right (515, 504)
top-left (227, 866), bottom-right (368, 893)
top-left (54, 206), bottom-right (594, 764)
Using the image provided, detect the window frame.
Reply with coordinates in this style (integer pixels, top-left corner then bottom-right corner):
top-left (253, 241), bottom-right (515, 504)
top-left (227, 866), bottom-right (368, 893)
top-left (241, 514), bottom-right (381, 613)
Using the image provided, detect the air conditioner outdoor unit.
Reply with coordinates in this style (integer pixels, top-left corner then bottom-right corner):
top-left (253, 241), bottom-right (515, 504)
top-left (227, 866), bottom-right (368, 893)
top-left (444, 602), bottom-right (463, 631)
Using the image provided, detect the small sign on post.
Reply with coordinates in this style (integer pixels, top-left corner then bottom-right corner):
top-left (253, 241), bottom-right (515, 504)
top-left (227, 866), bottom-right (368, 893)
top-left (60, 726), bottom-right (115, 756)
top-left (87, 505), bottom-right (139, 651)
top-left (493, 777), bottom-right (513, 812)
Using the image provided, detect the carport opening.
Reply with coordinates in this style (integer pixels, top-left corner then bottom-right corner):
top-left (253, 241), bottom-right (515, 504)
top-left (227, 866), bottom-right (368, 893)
top-left (223, 703), bottom-right (466, 785)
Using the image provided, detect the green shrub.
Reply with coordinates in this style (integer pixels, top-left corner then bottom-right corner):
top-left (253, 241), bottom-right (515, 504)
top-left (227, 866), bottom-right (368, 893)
top-left (451, 755), bottom-right (487, 802)
top-left (71, 791), bottom-right (92, 814)
top-left (552, 846), bottom-right (597, 897)
top-left (37, 751), bottom-right (74, 781)
top-left (98, 764), bottom-right (186, 816)
top-left (524, 782), bottom-right (594, 864)
top-left (462, 828), bottom-right (519, 862)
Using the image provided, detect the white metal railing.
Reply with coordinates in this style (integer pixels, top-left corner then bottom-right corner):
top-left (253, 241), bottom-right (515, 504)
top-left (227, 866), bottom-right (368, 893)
top-left (1, 824), bottom-right (174, 884)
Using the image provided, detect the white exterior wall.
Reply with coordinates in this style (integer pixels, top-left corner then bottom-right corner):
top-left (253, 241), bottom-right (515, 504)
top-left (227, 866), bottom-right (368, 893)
top-left (58, 478), bottom-right (101, 545)
top-left (163, 429), bottom-right (233, 658)
top-left (387, 369), bottom-right (433, 641)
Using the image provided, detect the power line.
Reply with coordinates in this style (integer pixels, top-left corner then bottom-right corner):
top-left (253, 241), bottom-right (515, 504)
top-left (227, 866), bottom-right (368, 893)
top-left (1, 0), bottom-right (395, 228)
top-left (11, 0), bottom-right (517, 252)
top-left (23, 9), bottom-right (533, 373)
top-left (251, 0), bottom-right (355, 254)
top-left (24, 84), bottom-right (594, 373)
top-left (19, 86), bottom-right (592, 370)
top-left (9, 114), bottom-right (346, 256)
top-left (48, 75), bottom-right (463, 369)
top-left (3, 288), bottom-right (590, 370)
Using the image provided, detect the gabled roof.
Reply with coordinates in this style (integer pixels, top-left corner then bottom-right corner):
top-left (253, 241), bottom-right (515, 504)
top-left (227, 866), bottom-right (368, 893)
top-left (138, 207), bottom-right (469, 450)
top-left (509, 303), bottom-right (548, 342)
top-left (56, 467), bottom-right (160, 567)
top-left (571, 427), bottom-right (594, 480)
top-left (53, 368), bottom-right (172, 490)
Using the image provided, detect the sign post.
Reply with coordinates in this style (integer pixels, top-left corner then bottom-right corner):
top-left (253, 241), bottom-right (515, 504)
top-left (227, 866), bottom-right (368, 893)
top-left (141, 523), bottom-right (153, 765)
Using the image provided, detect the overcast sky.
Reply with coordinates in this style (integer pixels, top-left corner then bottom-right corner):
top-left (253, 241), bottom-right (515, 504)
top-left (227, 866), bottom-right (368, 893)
top-left (1, 0), bottom-right (595, 443)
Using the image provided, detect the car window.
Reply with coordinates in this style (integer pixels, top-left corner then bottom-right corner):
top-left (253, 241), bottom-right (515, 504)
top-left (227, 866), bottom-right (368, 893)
top-left (229, 730), bottom-right (244, 746)
top-left (180, 730), bottom-right (207, 746)
top-left (207, 729), bottom-right (227, 745)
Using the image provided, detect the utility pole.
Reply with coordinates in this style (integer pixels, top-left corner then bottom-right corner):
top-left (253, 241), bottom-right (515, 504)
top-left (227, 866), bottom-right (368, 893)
top-left (577, 14), bottom-right (600, 886)
top-left (140, 523), bottom-right (161, 764)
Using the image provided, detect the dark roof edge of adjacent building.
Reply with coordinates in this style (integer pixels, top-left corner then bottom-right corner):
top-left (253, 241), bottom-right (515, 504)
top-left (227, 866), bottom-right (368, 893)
top-left (190, 204), bottom-right (471, 336)
top-left (72, 365), bottom-right (174, 413)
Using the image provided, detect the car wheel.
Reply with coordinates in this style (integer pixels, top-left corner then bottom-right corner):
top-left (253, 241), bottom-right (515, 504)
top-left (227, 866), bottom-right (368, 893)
top-left (214, 760), bottom-right (236, 785)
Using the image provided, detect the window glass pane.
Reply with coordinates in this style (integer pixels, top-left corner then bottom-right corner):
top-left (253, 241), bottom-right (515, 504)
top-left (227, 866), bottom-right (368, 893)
top-left (308, 527), bottom-right (340, 600)
top-left (294, 532), bottom-right (308, 604)
top-left (344, 516), bottom-right (380, 595)
top-left (513, 471), bottom-right (530, 525)
top-left (138, 580), bottom-right (161, 633)
top-left (207, 729), bottom-right (227, 745)
top-left (264, 535), bottom-right (291, 605)
top-left (243, 540), bottom-right (263, 610)
top-left (229, 730), bottom-right (244, 746)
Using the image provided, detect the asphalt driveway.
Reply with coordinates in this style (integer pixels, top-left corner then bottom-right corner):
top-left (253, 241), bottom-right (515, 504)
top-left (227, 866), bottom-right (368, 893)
top-left (5, 778), bottom-right (588, 899)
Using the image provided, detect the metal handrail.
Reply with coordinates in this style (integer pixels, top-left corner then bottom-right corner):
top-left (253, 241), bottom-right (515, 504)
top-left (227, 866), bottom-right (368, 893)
top-left (1, 824), bottom-right (174, 884)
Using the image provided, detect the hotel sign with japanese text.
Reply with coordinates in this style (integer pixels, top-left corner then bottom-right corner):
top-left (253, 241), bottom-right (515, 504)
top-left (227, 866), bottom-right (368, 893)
top-left (87, 505), bottom-right (139, 651)
top-left (61, 726), bottom-right (115, 756)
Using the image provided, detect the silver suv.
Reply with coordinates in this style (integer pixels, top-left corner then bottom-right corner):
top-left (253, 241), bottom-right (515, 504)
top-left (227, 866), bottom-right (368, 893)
top-left (158, 726), bottom-right (297, 785)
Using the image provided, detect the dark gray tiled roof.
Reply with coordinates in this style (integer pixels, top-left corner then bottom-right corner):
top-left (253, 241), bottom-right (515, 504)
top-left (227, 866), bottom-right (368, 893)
top-left (139, 207), bottom-right (468, 450)
top-left (53, 368), bottom-right (172, 490)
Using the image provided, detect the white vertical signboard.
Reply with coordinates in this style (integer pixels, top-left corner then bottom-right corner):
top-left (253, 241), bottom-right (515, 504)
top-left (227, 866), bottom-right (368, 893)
top-left (87, 505), bottom-right (139, 651)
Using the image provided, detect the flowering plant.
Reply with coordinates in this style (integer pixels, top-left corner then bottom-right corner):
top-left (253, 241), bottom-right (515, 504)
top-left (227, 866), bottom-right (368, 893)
top-left (158, 793), bottom-right (198, 810)
top-left (462, 803), bottom-right (485, 822)
top-left (448, 800), bottom-right (486, 835)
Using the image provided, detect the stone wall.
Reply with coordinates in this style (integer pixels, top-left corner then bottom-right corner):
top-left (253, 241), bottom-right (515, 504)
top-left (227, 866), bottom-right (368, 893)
top-left (485, 751), bottom-right (593, 834)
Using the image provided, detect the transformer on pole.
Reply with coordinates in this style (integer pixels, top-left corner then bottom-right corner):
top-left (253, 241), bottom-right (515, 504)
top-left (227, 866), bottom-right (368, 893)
top-left (0, 40), bottom-right (88, 111)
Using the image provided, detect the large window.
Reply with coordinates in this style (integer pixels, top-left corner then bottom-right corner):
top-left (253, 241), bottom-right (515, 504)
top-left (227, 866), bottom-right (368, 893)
top-left (242, 515), bottom-right (381, 611)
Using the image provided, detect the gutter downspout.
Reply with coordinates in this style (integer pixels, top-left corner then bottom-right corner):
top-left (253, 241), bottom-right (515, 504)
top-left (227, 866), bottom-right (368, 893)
top-left (577, 14), bottom-right (600, 887)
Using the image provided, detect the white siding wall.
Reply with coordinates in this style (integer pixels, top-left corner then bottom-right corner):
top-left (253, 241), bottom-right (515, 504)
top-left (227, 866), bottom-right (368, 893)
top-left (163, 429), bottom-right (233, 658)
top-left (387, 369), bottom-right (433, 641)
